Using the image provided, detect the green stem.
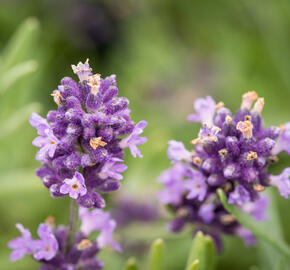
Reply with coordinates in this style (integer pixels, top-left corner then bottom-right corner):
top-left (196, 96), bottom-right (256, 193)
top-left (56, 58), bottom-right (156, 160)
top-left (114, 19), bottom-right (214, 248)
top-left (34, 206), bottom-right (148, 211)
top-left (64, 199), bottom-right (79, 255)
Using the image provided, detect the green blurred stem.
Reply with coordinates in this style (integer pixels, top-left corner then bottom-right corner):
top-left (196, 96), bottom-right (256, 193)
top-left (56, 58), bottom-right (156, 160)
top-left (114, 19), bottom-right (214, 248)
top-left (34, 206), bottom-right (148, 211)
top-left (64, 199), bottom-right (79, 255)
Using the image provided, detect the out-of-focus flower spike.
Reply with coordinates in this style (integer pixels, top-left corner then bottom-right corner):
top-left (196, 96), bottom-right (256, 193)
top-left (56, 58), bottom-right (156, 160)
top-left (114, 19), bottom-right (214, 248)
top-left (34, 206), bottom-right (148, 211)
top-left (240, 91), bottom-right (258, 110)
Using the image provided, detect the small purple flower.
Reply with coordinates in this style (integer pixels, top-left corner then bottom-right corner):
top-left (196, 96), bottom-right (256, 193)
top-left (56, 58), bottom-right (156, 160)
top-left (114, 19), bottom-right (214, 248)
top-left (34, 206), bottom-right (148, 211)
top-left (270, 168), bottom-right (290, 199)
top-left (30, 113), bottom-right (59, 161)
top-left (184, 170), bottom-right (207, 201)
top-left (235, 226), bottom-right (256, 246)
top-left (60, 171), bottom-right (87, 199)
top-left (272, 123), bottom-right (290, 155)
top-left (33, 223), bottom-right (58, 261)
top-left (98, 158), bottom-right (127, 180)
top-left (119, 120), bottom-right (147, 158)
top-left (79, 208), bottom-right (121, 251)
top-left (157, 162), bottom-right (185, 205)
top-left (197, 124), bottom-right (221, 143)
top-left (187, 96), bottom-right (216, 126)
top-left (71, 58), bottom-right (92, 82)
top-left (242, 196), bottom-right (269, 221)
top-left (97, 219), bottom-right (122, 252)
top-left (228, 185), bottom-right (250, 205)
top-left (167, 140), bottom-right (192, 162)
top-left (198, 204), bottom-right (215, 223)
top-left (8, 224), bottom-right (34, 261)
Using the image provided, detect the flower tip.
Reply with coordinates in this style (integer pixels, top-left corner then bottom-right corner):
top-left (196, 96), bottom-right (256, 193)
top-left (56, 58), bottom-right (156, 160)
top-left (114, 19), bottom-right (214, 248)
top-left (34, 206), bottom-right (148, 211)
top-left (241, 91), bottom-right (258, 110)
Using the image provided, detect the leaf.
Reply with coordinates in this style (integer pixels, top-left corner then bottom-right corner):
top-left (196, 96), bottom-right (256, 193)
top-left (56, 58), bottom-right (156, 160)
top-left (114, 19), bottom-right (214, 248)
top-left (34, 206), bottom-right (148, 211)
top-left (0, 60), bottom-right (38, 94)
top-left (0, 102), bottom-right (41, 140)
top-left (187, 260), bottom-right (199, 270)
top-left (217, 189), bottom-right (290, 258)
top-left (149, 238), bottom-right (165, 270)
top-left (124, 258), bottom-right (138, 270)
top-left (0, 17), bottom-right (40, 73)
top-left (185, 231), bottom-right (216, 270)
top-left (257, 190), bottom-right (290, 270)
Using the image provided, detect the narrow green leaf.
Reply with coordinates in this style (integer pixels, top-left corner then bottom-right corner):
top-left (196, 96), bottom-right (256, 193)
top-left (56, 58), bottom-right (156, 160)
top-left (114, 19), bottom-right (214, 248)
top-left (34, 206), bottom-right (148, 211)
top-left (149, 238), bottom-right (165, 270)
top-left (0, 102), bottom-right (41, 140)
top-left (0, 17), bottom-right (40, 72)
top-left (188, 260), bottom-right (199, 270)
top-left (124, 257), bottom-right (138, 270)
top-left (217, 189), bottom-right (290, 258)
top-left (0, 60), bottom-right (38, 94)
top-left (185, 231), bottom-right (216, 270)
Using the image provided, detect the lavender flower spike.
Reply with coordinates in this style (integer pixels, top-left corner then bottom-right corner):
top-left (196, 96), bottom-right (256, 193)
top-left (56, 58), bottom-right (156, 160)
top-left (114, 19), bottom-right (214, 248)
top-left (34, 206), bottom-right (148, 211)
top-left (30, 59), bottom-right (147, 208)
top-left (8, 224), bottom-right (34, 261)
top-left (158, 91), bottom-right (290, 248)
top-left (60, 171), bottom-right (87, 199)
top-left (120, 120), bottom-right (147, 158)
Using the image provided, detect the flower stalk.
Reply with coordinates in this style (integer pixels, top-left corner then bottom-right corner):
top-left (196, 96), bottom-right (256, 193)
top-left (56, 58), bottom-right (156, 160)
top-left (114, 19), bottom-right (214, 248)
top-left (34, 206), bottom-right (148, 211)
top-left (64, 198), bottom-right (79, 255)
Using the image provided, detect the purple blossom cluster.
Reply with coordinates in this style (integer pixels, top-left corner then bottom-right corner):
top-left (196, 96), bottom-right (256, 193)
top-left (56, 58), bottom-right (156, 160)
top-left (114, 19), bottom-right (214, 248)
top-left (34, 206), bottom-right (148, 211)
top-left (30, 59), bottom-right (147, 208)
top-left (8, 209), bottom-right (120, 270)
top-left (158, 92), bottom-right (290, 247)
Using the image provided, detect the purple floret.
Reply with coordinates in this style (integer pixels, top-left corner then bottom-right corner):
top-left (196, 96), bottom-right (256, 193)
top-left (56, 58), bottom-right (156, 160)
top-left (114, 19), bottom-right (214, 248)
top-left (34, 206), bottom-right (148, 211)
top-left (158, 91), bottom-right (290, 248)
top-left (30, 59), bottom-right (147, 208)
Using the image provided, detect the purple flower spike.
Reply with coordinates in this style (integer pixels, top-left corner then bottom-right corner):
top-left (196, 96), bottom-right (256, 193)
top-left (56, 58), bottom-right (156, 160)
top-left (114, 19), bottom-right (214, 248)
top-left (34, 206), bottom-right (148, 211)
top-left (8, 224), bottom-right (34, 261)
top-left (99, 158), bottom-right (128, 180)
top-left (272, 123), bottom-right (290, 155)
top-left (228, 185), bottom-right (250, 205)
top-left (33, 223), bottom-right (58, 261)
top-left (270, 168), bottom-right (290, 199)
top-left (167, 140), bottom-right (192, 162)
top-left (187, 96), bottom-right (216, 126)
top-left (29, 60), bottom-right (147, 207)
top-left (158, 91), bottom-right (290, 248)
top-left (119, 120), bottom-right (147, 158)
top-left (60, 171), bottom-right (87, 199)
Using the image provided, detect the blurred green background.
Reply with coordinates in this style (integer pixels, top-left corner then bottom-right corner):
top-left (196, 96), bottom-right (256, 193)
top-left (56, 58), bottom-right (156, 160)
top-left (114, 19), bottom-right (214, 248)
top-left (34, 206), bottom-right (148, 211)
top-left (0, 0), bottom-right (290, 269)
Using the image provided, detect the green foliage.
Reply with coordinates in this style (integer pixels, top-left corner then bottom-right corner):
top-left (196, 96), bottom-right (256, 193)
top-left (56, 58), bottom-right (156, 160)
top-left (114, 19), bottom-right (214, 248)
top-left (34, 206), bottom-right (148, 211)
top-left (185, 231), bottom-right (216, 270)
top-left (123, 234), bottom-right (216, 270)
top-left (124, 258), bottom-right (139, 270)
top-left (218, 189), bottom-right (290, 259)
top-left (149, 238), bottom-right (165, 270)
